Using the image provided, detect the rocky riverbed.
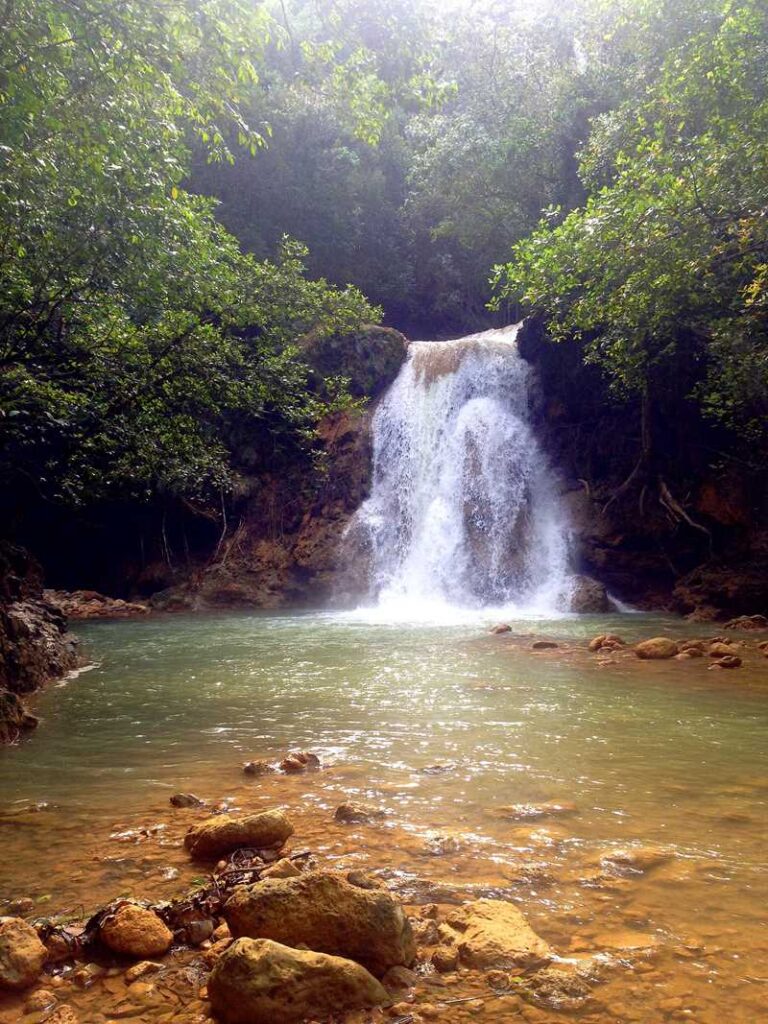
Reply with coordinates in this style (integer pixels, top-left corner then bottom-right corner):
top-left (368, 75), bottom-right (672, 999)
top-left (1, 611), bottom-right (766, 1023)
top-left (1, 738), bottom-right (767, 1024)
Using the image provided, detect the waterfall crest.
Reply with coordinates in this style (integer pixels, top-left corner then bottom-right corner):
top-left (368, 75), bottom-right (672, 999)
top-left (346, 326), bottom-right (574, 617)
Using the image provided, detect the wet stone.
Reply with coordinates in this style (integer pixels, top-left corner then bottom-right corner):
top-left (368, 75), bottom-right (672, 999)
top-left (334, 802), bottom-right (386, 825)
top-left (242, 760), bottom-right (275, 776)
top-left (169, 793), bottom-right (205, 808)
top-left (0, 916), bottom-right (46, 990)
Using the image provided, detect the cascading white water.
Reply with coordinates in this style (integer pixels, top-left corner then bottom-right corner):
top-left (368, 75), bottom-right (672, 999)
top-left (345, 325), bottom-right (575, 617)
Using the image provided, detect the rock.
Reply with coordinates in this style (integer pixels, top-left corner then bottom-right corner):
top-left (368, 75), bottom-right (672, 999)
top-left (185, 917), bottom-right (215, 945)
top-left (442, 899), bottom-right (552, 970)
top-left (709, 642), bottom-right (734, 657)
top-left (413, 919), bottom-right (440, 946)
top-left (600, 846), bottom-right (670, 874)
top-left (382, 965), bottom-right (418, 991)
top-left (0, 691), bottom-right (39, 743)
top-left (279, 751), bottom-right (320, 773)
top-left (588, 634), bottom-right (626, 652)
top-left (431, 947), bottom-right (458, 973)
top-left (209, 937), bottom-right (388, 1024)
top-left (300, 324), bottom-right (408, 400)
top-left (673, 559), bottom-right (768, 620)
top-left (490, 800), bottom-right (578, 822)
top-left (679, 640), bottom-right (707, 653)
top-left (169, 792), bottom-right (204, 808)
top-left (424, 833), bottom-right (462, 856)
top-left (125, 961), bottom-right (163, 984)
top-left (716, 655), bottom-right (742, 669)
top-left (0, 916), bottom-right (46, 990)
top-left (723, 614), bottom-right (768, 630)
top-left (489, 624), bottom-right (511, 634)
top-left (24, 987), bottom-right (57, 1012)
top-left (346, 870), bottom-right (381, 890)
top-left (99, 903), bottom-right (173, 958)
top-left (71, 963), bottom-right (103, 988)
top-left (184, 809), bottom-right (293, 859)
top-left (43, 589), bottom-right (149, 620)
top-left (522, 965), bottom-right (593, 1011)
top-left (486, 969), bottom-right (512, 991)
top-left (634, 637), bottom-right (678, 660)
top-left (677, 645), bottom-right (704, 658)
top-left (334, 802), bottom-right (386, 825)
top-left (260, 858), bottom-right (301, 880)
top-left (569, 575), bottom-right (610, 613)
top-left (531, 640), bottom-right (558, 650)
top-left (0, 545), bottom-right (80, 739)
top-left (44, 932), bottom-right (74, 964)
top-left (42, 1007), bottom-right (79, 1024)
top-left (224, 869), bottom-right (415, 976)
top-left (421, 763), bottom-right (455, 775)
top-left (204, 936), bottom-right (234, 967)
top-left (242, 760), bottom-right (275, 776)
top-left (6, 897), bottom-right (34, 916)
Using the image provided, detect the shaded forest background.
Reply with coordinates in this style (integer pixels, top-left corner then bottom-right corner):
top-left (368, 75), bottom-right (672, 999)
top-left (1, 0), bottom-right (766, 605)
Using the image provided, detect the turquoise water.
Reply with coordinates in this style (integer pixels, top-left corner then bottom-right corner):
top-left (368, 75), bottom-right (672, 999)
top-left (1, 611), bottom-right (765, 859)
top-left (0, 610), bottom-right (767, 1023)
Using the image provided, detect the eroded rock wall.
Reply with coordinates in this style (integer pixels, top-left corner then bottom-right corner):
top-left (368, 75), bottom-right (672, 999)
top-left (517, 319), bottom-right (768, 618)
top-left (0, 544), bottom-right (79, 742)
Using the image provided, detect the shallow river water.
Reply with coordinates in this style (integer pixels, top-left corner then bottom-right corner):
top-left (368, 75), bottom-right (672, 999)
top-left (1, 610), bottom-right (767, 1023)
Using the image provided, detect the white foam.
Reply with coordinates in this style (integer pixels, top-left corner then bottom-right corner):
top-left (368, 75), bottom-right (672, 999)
top-left (345, 326), bottom-right (575, 618)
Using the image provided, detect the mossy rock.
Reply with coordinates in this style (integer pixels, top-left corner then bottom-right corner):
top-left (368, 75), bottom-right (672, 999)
top-left (300, 324), bottom-right (408, 399)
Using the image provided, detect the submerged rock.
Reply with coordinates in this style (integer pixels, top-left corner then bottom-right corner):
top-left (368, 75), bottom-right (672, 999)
top-left (99, 903), bottom-right (173, 959)
top-left (600, 846), bottom-right (670, 874)
top-left (184, 809), bottom-right (293, 859)
top-left (124, 960), bottom-right (163, 984)
top-left (634, 637), bottom-right (678, 659)
top-left (279, 751), bottom-right (320, 773)
top-left (334, 802), bottom-right (386, 825)
top-left (24, 987), bottom-right (57, 1012)
top-left (242, 760), bottom-right (275, 776)
top-left (224, 869), bottom-right (415, 977)
top-left (209, 937), bottom-right (388, 1024)
top-left (522, 964), bottom-right (594, 1011)
top-left (169, 792), bottom-right (204, 808)
top-left (0, 916), bottom-right (46, 990)
top-left (531, 640), bottom-right (558, 650)
top-left (490, 800), bottom-right (578, 822)
top-left (489, 624), bottom-right (512, 634)
top-left (715, 654), bottom-right (742, 669)
top-left (442, 899), bottom-right (552, 970)
top-left (588, 633), bottom-right (626, 652)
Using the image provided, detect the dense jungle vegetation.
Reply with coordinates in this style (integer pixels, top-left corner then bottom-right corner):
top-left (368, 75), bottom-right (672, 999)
top-left (1, 0), bottom-right (766, 556)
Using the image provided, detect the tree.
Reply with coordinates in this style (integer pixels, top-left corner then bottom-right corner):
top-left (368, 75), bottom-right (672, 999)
top-left (0, 0), bottom-right (378, 512)
top-left (494, 0), bottom-right (768, 453)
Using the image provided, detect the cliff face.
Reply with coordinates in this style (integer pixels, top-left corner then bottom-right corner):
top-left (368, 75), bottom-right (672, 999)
top-left (151, 408), bottom-right (375, 610)
top-left (517, 319), bottom-right (768, 619)
top-left (0, 544), bottom-right (79, 742)
top-left (147, 326), bottom-right (408, 611)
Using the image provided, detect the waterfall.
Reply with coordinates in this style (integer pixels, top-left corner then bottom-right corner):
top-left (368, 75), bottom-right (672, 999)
top-left (345, 325), bottom-right (574, 618)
